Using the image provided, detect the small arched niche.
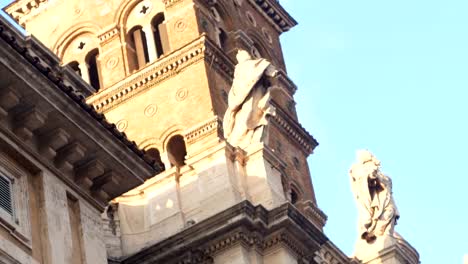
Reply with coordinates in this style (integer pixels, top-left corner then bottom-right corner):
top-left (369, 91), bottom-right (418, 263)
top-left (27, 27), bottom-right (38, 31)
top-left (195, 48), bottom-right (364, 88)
top-left (66, 61), bottom-right (82, 77)
top-left (151, 13), bottom-right (165, 58)
top-left (85, 48), bottom-right (101, 91)
top-left (145, 147), bottom-right (165, 170)
top-left (167, 135), bottom-right (187, 168)
top-left (290, 188), bottom-right (299, 205)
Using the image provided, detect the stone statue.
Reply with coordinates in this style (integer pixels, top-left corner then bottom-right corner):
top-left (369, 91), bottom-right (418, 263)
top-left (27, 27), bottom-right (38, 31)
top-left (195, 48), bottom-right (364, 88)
top-left (223, 49), bottom-right (277, 149)
top-left (349, 150), bottom-right (399, 244)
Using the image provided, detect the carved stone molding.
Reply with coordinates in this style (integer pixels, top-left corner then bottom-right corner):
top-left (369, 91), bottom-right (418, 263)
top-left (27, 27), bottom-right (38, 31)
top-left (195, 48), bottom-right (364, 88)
top-left (184, 116), bottom-right (222, 144)
top-left (89, 37), bottom-right (205, 112)
top-left (313, 242), bottom-right (353, 264)
top-left (163, 0), bottom-right (185, 8)
top-left (117, 201), bottom-right (328, 264)
top-left (88, 35), bottom-right (234, 113)
top-left (269, 104), bottom-right (318, 155)
top-left (98, 27), bottom-right (120, 44)
top-left (4, 0), bottom-right (52, 27)
top-left (247, 0), bottom-right (297, 33)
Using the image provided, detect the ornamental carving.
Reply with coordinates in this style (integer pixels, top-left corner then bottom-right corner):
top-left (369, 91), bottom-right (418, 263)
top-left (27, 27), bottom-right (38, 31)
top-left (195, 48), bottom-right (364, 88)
top-left (175, 88), bottom-right (188, 101)
top-left (174, 19), bottom-right (187, 32)
top-left (144, 104), bottom-right (158, 117)
top-left (116, 119), bottom-right (128, 132)
top-left (106, 57), bottom-right (119, 70)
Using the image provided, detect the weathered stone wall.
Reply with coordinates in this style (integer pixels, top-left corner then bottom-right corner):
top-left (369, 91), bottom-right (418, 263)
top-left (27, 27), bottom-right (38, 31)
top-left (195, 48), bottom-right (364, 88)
top-left (0, 147), bottom-right (107, 264)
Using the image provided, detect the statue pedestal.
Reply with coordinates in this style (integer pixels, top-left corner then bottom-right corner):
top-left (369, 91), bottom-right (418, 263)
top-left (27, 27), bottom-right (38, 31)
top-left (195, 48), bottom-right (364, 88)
top-left (241, 142), bottom-right (287, 210)
top-left (353, 234), bottom-right (419, 264)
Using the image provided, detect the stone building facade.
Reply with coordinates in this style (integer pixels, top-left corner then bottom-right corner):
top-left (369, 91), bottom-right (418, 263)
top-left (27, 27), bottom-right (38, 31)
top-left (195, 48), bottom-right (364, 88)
top-left (0, 0), bottom-right (419, 263)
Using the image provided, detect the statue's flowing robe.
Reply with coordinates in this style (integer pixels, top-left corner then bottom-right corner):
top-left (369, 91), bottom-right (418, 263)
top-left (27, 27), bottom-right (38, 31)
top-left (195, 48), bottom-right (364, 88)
top-left (350, 162), bottom-right (400, 240)
top-left (223, 57), bottom-right (272, 147)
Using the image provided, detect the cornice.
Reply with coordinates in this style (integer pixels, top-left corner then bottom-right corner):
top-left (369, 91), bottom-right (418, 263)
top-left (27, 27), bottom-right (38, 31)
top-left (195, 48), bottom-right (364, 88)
top-left (98, 26), bottom-right (120, 45)
top-left (302, 200), bottom-right (328, 230)
top-left (118, 201), bottom-right (328, 264)
top-left (4, 0), bottom-right (51, 27)
top-left (163, 0), bottom-right (185, 9)
top-left (270, 102), bottom-right (319, 155)
top-left (314, 241), bottom-right (351, 264)
top-left (88, 35), bottom-right (234, 113)
top-left (184, 116), bottom-right (223, 145)
top-left (195, 0), bottom-right (296, 33)
top-left (247, 0), bottom-right (297, 33)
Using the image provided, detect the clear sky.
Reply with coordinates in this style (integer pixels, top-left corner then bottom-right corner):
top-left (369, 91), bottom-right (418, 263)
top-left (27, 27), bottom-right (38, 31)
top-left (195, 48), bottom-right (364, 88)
top-left (1, 0), bottom-right (467, 263)
top-left (280, 1), bottom-right (468, 263)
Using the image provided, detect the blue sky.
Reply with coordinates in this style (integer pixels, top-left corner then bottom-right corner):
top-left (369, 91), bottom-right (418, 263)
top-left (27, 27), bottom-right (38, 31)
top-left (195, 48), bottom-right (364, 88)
top-left (1, 0), bottom-right (467, 263)
top-left (281, 1), bottom-right (468, 263)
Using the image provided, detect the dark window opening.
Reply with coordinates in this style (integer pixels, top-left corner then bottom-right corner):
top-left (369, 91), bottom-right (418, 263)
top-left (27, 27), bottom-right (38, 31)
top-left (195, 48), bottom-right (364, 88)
top-left (151, 13), bottom-right (165, 58)
top-left (218, 28), bottom-right (228, 49)
top-left (67, 61), bottom-right (82, 77)
top-left (145, 148), bottom-right (165, 170)
top-left (167, 135), bottom-right (187, 167)
top-left (291, 189), bottom-right (299, 205)
top-left (85, 49), bottom-right (100, 91)
top-left (129, 26), bottom-right (150, 69)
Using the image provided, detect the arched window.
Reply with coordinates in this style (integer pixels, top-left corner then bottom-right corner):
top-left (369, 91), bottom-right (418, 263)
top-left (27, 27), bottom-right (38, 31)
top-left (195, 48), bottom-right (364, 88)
top-left (218, 28), bottom-right (228, 50)
top-left (128, 26), bottom-right (150, 70)
top-left (167, 135), bottom-right (187, 167)
top-left (85, 49), bottom-right (100, 91)
top-left (145, 148), bottom-right (165, 170)
top-left (151, 13), bottom-right (165, 58)
top-left (66, 61), bottom-right (82, 77)
top-left (290, 189), bottom-right (299, 205)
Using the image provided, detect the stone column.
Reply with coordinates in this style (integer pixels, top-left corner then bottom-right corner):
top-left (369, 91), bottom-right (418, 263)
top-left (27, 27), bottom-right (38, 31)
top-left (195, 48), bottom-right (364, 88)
top-left (242, 143), bottom-right (287, 210)
top-left (143, 25), bottom-right (158, 62)
top-left (78, 62), bottom-right (90, 85)
top-left (133, 29), bottom-right (147, 68)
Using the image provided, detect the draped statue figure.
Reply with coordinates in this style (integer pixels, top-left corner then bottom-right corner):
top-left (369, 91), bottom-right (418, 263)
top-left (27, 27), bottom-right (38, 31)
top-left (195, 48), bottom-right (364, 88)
top-left (223, 49), bottom-right (277, 149)
top-left (349, 150), bottom-right (400, 244)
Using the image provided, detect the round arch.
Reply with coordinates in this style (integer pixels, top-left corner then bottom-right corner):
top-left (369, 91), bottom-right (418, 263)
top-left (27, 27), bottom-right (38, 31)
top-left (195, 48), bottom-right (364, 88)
top-left (158, 125), bottom-right (186, 153)
top-left (52, 23), bottom-right (101, 60)
top-left (246, 30), bottom-right (273, 61)
top-left (114, 0), bottom-right (166, 30)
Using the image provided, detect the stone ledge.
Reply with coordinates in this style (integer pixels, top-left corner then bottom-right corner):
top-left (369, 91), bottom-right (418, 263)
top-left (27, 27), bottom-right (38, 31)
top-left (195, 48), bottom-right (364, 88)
top-left (114, 200), bottom-right (328, 264)
top-left (270, 103), bottom-right (319, 155)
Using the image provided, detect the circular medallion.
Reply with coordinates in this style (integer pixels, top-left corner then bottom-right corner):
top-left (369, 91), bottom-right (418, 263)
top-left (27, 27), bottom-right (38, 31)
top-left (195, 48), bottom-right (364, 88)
top-left (116, 120), bottom-right (128, 132)
top-left (106, 57), bottom-right (119, 69)
top-left (175, 19), bottom-right (187, 32)
top-left (144, 104), bottom-right (158, 117)
top-left (262, 28), bottom-right (273, 44)
top-left (246, 11), bottom-right (257, 27)
top-left (175, 88), bottom-right (188, 101)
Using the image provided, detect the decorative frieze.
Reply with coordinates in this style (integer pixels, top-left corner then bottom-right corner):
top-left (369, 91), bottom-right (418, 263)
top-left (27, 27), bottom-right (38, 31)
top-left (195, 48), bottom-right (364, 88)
top-left (98, 27), bottom-right (120, 44)
top-left (90, 42), bottom-right (205, 111)
top-left (163, 0), bottom-right (185, 8)
top-left (184, 116), bottom-right (222, 144)
top-left (4, 0), bottom-right (51, 26)
top-left (89, 36), bottom-right (232, 113)
top-left (119, 201), bottom-right (328, 264)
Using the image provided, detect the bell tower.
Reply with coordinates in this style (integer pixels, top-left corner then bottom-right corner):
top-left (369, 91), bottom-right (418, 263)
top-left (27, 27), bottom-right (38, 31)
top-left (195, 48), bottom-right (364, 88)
top-left (6, 0), bottom-right (327, 259)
